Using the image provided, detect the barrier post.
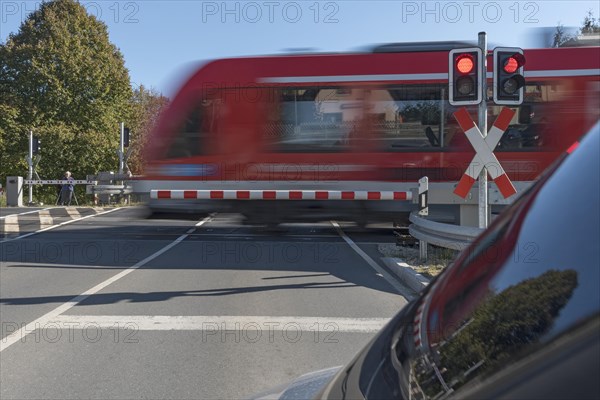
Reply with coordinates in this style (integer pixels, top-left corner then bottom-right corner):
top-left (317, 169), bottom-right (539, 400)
top-left (28, 131), bottom-right (33, 204)
top-left (418, 177), bottom-right (428, 216)
top-left (418, 177), bottom-right (429, 261)
top-left (478, 32), bottom-right (489, 229)
top-left (118, 122), bottom-right (125, 175)
top-left (419, 240), bottom-right (427, 262)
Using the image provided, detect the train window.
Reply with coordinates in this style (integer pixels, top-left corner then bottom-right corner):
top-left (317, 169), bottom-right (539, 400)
top-left (364, 82), bottom-right (565, 152)
top-left (165, 97), bottom-right (222, 159)
top-left (264, 87), bottom-right (364, 152)
top-left (494, 82), bottom-right (565, 151)
top-left (366, 84), bottom-right (457, 151)
top-left (586, 81), bottom-right (600, 126)
top-left (262, 82), bottom-right (564, 153)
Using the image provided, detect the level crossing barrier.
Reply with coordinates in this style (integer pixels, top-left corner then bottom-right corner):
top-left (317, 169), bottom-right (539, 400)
top-left (151, 189), bottom-right (414, 201)
top-left (24, 179), bottom-right (97, 185)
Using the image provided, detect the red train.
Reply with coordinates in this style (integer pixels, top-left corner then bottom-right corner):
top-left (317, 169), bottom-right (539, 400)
top-left (137, 42), bottom-right (600, 224)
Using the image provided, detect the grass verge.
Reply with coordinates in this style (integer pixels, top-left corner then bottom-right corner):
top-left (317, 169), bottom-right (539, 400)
top-left (378, 243), bottom-right (459, 279)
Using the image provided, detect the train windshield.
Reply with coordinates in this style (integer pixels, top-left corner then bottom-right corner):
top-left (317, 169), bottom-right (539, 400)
top-left (165, 97), bottom-right (222, 159)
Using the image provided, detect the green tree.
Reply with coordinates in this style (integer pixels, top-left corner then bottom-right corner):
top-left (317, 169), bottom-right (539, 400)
top-left (552, 23), bottom-right (574, 47)
top-left (581, 10), bottom-right (600, 34)
top-left (127, 85), bottom-right (169, 174)
top-left (554, 10), bottom-right (600, 48)
top-left (0, 0), bottom-right (132, 201)
top-left (0, 105), bottom-right (27, 181)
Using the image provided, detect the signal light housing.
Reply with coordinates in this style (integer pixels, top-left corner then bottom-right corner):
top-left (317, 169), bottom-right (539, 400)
top-left (494, 47), bottom-right (526, 105)
top-left (449, 48), bottom-right (483, 106)
top-left (32, 137), bottom-right (41, 155)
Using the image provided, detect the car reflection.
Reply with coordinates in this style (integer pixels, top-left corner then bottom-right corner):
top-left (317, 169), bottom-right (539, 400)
top-left (412, 269), bottom-right (578, 399)
top-left (315, 121), bottom-right (599, 400)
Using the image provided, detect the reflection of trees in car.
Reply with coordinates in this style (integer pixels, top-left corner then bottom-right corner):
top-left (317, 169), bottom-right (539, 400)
top-left (416, 269), bottom-right (578, 398)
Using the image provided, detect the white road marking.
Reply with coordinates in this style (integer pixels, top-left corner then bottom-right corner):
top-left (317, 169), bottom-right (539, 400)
top-left (65, 207), bottom-right (81, 219)
top-left (38, 209), bottom-right (54, 227)
top-left (0, 207), bottom-right (58, 220)
top-left (0, 215), bottom-right (213, 353)
top-left (331, 221), bottom-right (407, 295)
top-left (0, 208), bottom-right (122, 244)
top-left (2, 216), bottom-right (20, 234)
top-left (48, 315), bottom-right (390, 333)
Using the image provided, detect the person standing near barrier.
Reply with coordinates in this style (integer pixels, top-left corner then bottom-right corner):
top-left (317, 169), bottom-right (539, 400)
top-left (59, 171), bottom-right (74, 206)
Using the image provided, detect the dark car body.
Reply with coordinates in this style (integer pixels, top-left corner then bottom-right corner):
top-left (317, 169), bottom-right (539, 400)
top-left (255, 120), bottom-right (600, 399)
top-left (317, 121), bottom-right (600, 399)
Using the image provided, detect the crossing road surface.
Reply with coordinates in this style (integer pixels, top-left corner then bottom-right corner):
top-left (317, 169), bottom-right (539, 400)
top-left (0, 207), bottom-right (413, 399)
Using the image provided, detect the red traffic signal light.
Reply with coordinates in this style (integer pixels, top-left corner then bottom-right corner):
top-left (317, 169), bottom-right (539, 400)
top-left (449, 48), bottom-right (483, 106)
top-left (503, 57), bottom-right (518, 73)
top-left (494, 47), bottom-right (526, 105)
top-left (456, 54), bottom-right (475, 74)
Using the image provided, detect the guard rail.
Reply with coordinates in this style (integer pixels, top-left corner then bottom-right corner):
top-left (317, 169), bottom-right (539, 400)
top-left (408, 211), bottom-right (484, 256)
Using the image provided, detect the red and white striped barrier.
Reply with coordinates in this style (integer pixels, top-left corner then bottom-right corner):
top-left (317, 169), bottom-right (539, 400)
top-left (25, 179), bottom-right (96, 185)
top-left (453, 107), bottom-right (517, 199)
top-left (151, 190), bottom-right (413, 201)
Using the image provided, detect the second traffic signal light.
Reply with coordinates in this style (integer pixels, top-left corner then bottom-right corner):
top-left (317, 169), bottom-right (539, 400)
top-left (449, 47), bottom-right (483, 106)
top-left (32, 137), bottom-right (41, 154)
top-left (493, 47), bottom-right (526, 105)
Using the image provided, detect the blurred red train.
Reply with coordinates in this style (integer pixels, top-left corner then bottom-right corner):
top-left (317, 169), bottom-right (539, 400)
top-left (137, 42), bottom-right (600, 224)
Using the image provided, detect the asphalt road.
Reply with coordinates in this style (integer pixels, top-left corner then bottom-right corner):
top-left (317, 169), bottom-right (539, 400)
top-left (0, 206), bottom-right (413, 399)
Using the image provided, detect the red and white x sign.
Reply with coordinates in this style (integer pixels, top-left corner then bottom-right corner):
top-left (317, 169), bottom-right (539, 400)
top-left (453, 107), bottom-right (517, 199)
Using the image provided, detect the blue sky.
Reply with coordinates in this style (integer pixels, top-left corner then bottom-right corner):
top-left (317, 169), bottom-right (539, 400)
top-left (1, 1), bottom-right (598, 96)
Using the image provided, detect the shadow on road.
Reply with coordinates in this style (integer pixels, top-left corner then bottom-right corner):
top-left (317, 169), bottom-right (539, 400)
top-left (1, 220), bottom-right (401, 300)
top-left (0, 281), bottom-right (359, 306)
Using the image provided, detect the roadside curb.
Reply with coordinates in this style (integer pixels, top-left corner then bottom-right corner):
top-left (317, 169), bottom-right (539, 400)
top-left (381, 257), bottom-right (430, 292)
